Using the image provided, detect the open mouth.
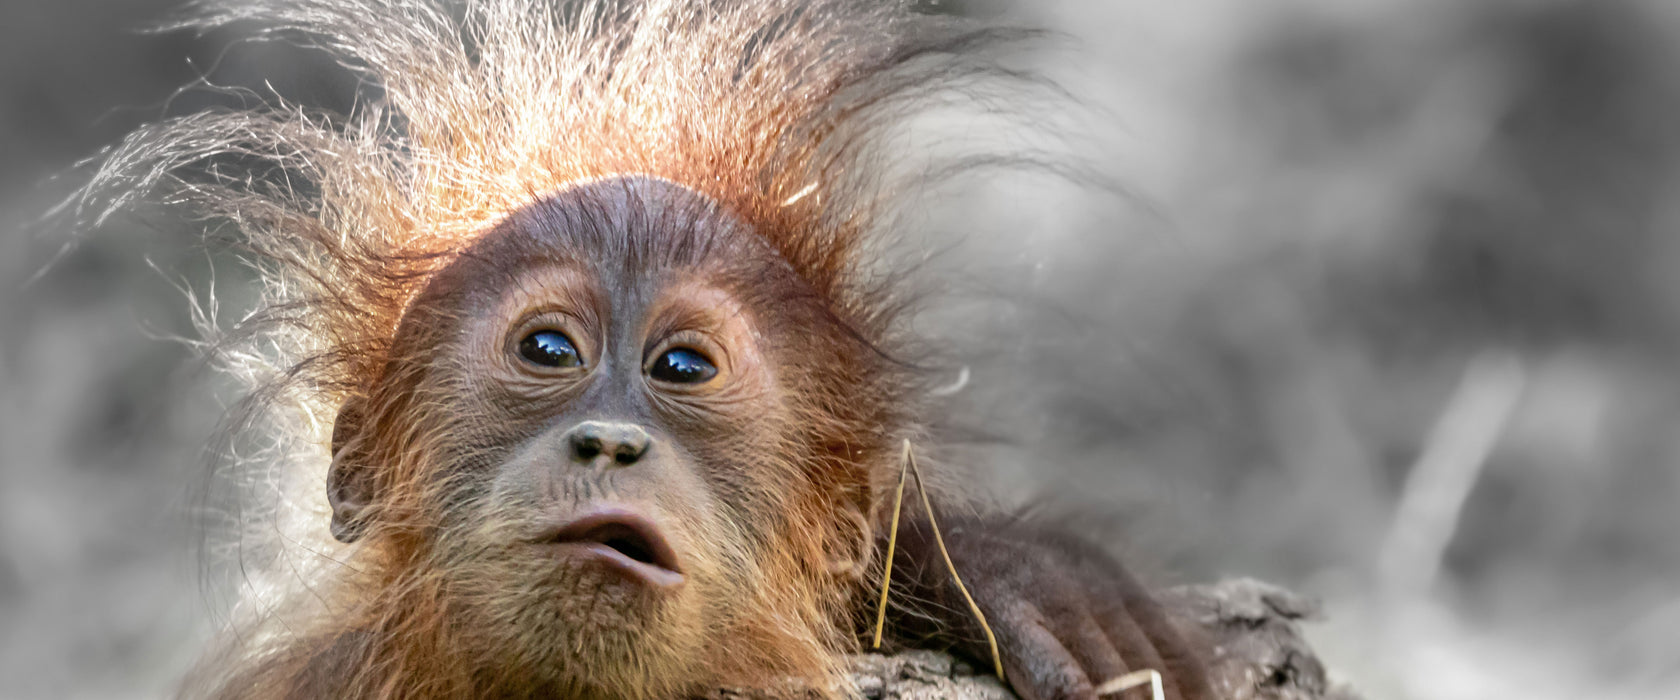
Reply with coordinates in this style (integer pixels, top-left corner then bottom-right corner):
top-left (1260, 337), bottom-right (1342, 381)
top-left (534, 507), bottom-right (684, 589)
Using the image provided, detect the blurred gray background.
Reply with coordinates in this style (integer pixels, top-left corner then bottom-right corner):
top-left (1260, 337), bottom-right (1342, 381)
top-left (4, 1), bottom-right (1679, 698)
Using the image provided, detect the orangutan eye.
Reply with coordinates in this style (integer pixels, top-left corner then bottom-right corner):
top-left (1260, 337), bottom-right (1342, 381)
top-left (649, 348), bottom-right (717, 384)
top-left (518, 330), bottom-right (583, 369)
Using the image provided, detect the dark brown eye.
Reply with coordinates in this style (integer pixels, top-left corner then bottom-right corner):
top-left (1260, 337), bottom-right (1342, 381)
top-left (518, 330), bottom-right (582, 368)
top-left (649, 347), bottom-right (717, 384)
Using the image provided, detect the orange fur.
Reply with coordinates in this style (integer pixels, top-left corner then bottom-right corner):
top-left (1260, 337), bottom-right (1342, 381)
top-left (70, 1), bottom-right (1047, 698)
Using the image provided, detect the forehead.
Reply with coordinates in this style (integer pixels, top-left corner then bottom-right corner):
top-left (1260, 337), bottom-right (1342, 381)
top-left (425, 176), bottom-right (765, 306)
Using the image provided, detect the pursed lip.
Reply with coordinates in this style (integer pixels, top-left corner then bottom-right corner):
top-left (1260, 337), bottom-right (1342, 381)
top-left (529, 506), bottom-right (685, 589)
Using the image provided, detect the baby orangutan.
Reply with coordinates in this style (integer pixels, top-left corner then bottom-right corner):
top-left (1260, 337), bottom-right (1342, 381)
top-left (308, 177), bottom-right (1214, 699)
top-left (81, 1), bottom-right (1215, 699)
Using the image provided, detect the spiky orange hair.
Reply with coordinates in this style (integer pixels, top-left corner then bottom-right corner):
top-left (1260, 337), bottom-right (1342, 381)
top-left (81, 0), bottom-right (1035, 402)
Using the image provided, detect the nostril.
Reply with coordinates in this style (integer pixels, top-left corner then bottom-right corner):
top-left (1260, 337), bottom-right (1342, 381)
top-left (573, 439), bottom-right (602, 461)
top-left (615, 431), bottom-right (650, 465)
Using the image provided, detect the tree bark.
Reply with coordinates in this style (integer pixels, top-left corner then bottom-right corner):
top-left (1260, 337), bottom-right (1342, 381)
top-left (709, 578), bottom-right (1361, 700)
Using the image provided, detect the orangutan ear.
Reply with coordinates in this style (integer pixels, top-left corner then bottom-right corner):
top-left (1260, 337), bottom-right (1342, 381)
top-left (827, 493), bottom-right (874, 580)
top-left (327, 397), bottom-right (375, 543)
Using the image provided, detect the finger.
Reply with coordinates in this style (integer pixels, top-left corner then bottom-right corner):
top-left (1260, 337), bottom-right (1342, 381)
top-left (1058, 609), bottom-right (1131, 690)
top-left (1065, 553), bottom-right (1197, 700)
top-left (995, 608), bottom-right (1101, 700)
top-left (1117, 593), bottom-right (1217, 700)
top-left (1103, 570), bottom-right (1218, 700)
top-left (1089, 596), bottom-right (1177, 699)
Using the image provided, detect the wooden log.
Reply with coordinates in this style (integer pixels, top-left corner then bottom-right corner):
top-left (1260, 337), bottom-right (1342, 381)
top-left (709, 578), bottom-right (1361, 700)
